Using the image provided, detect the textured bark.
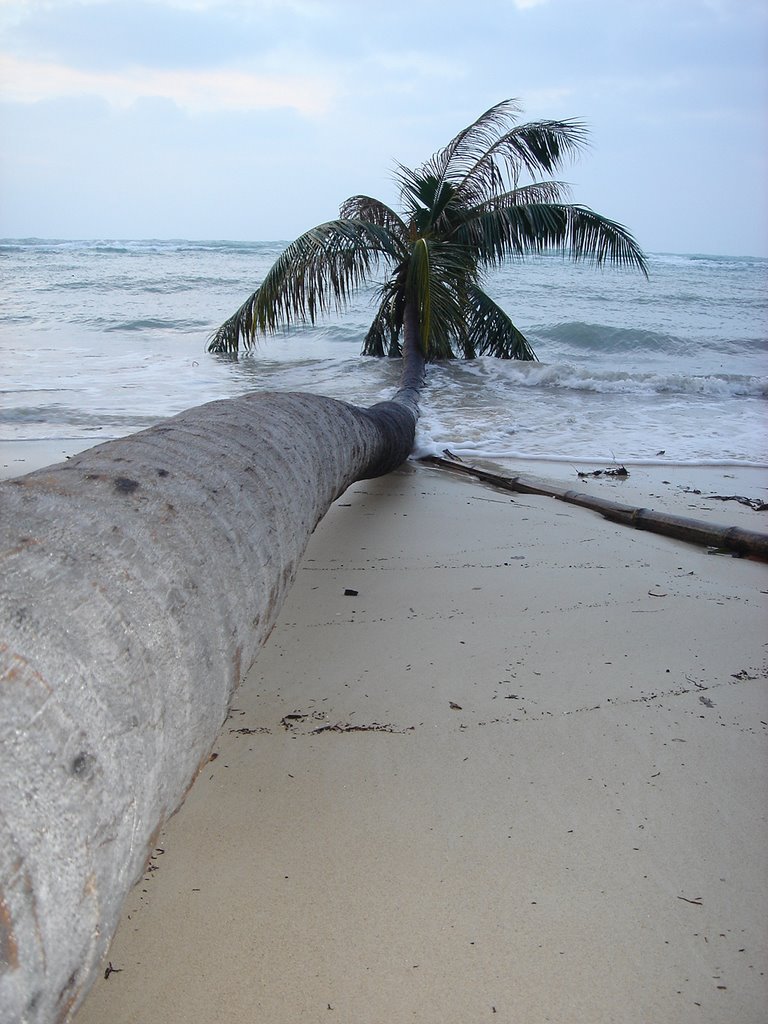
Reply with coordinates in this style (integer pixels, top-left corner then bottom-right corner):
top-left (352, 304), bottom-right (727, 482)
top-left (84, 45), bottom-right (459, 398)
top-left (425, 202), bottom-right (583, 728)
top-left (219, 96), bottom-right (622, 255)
top-left (0, 384), bottom-right (421, 1023)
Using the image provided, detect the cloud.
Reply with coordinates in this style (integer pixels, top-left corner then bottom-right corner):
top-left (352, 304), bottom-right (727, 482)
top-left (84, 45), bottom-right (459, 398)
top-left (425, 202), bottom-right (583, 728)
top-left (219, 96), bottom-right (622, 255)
top-left (0, 53), bottom-right (336, 114)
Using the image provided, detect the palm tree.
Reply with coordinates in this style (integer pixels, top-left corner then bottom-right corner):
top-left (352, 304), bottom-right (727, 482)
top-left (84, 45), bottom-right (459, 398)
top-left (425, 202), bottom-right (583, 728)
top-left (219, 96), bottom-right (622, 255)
top-left (208, 99), bottom-right (647, 363)
top-left (0, 102), bottom-right (648, 1022)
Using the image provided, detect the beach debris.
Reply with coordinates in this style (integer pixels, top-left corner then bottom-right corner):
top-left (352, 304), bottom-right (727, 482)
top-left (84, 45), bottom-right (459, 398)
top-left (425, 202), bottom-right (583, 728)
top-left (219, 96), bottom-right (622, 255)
top-left (449, 701), bottom-right (463, 710)
top-left (683, 489), bottom-right (767, 511)
top-left (343, 588), bottom-right (359, 596)
top-left (708, 494), bottom-right (768, 511)
top-left (677, 895), bottom-right (703, 906)
top-left (280, 713), bottom-right (307, 729)
top-left (647, 586), bottom-right (668, 597)
top-left (104, 962), bottom-right (123, 980)
top-left (577, 465), bottom-right (629, 478)
top-left (699, 695), bottom-right (715, 708)
top-left (309, 722), bottom-right (414, 734)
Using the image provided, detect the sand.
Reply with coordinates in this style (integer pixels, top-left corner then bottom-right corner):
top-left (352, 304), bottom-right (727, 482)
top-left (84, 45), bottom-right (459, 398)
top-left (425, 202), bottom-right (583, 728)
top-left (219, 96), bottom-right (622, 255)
top-left (3, 442), bottom-right (767, 1022)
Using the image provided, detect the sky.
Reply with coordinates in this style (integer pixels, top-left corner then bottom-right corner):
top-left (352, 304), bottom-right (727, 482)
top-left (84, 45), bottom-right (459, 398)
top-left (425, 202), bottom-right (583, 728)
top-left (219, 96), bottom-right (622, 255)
top-left (0, 0), bottom-right (766, 256)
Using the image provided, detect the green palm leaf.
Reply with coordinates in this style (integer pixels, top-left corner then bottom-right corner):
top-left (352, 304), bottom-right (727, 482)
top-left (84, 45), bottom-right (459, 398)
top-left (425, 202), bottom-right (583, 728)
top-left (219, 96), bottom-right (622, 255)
top-left (462, 285), bottom-right (537, 360)
top-left (363, 283), bottom-right (404, 357)
top-left (339, 196), bottom-right (408, 241)
top-left (454, 203), bottom-right (648, 275)
top-left (423, 100), bottom-right (589, 207)
top-left (405, 238), bottom-right (468, 359)
top-left (208, 219), bottom-right (404, 353)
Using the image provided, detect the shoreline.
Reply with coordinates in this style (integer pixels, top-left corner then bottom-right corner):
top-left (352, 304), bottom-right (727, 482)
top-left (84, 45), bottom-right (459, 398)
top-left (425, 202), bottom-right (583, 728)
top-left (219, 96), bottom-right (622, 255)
top-left (2, 437), bottom-right (767, 527)
top-left (63, 457), bottom-right (768, 1023)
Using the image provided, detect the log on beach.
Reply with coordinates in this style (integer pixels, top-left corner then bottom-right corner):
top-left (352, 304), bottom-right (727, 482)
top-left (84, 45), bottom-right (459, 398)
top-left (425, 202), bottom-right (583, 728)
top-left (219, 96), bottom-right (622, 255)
top-left (421, 456), bottom-right (768, 560)
top-left (0, 391), bottom-right (412, 1023)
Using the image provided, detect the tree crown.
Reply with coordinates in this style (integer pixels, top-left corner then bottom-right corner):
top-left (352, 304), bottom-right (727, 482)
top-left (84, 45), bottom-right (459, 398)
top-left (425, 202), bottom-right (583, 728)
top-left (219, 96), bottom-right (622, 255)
top-left (209, 99), bottom-right (647, 360)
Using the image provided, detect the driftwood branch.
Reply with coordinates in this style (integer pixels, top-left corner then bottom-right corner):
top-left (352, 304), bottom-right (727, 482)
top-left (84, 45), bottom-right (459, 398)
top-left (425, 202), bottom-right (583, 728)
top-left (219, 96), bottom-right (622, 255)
top-left (420, 456), bottom-right (768, 561)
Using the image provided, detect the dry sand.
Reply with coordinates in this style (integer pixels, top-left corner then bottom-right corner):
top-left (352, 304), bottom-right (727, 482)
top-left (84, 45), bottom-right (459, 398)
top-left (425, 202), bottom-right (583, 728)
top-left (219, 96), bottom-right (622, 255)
top-left (4, 443), bottom-right (767, 1023)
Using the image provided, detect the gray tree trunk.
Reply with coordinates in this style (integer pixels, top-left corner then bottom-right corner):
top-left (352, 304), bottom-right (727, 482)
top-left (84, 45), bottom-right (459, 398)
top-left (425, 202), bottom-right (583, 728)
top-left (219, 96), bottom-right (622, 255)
top-left (0, 342), bottom-right (423, 1022)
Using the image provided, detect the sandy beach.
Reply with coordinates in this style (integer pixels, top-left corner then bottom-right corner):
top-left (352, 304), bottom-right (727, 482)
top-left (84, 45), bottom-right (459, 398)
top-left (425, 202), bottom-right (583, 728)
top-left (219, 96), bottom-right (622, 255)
top-left (3, 443), bottom-right (767, 1023)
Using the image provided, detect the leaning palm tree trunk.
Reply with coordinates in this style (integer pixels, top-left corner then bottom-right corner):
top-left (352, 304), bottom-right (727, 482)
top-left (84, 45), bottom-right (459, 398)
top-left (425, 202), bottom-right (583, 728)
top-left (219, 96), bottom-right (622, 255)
top-left (0, 354), bottom-right (423, 1022)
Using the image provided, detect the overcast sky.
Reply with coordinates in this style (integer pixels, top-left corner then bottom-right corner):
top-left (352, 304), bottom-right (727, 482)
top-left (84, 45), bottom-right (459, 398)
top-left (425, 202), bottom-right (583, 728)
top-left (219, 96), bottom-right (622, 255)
top-left (1, 0), bottom-right (766, 255)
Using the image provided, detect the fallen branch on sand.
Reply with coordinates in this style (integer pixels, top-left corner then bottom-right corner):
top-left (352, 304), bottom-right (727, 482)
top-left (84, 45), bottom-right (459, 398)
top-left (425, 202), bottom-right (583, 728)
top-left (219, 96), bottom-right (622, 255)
top-left (708, 494), bottom-right (768, 511)
top-left (420, 456), bottom-right (768, 561)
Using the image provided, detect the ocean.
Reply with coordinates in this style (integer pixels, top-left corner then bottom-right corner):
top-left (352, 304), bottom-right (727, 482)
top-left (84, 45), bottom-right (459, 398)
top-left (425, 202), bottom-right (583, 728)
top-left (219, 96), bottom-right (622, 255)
top-left (1, 238), bottom-right (766, 469)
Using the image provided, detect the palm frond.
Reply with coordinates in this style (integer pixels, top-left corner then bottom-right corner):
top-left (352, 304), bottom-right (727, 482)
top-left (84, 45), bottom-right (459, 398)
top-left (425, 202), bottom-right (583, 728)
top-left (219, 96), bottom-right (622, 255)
top-left (400, 101), bottom-right (522, 230)
top-left (453, 203), bottom-right (649, 276)
top-left (208, 219), bottom-right (403, 353)
top-left (406, 238), bottom-right (433, 354)
top-left (498, 180), bottom-right (573, 206)
top-left (559, 206), bottom-right (648, 274)
top-left (462, 285), bottom-right (537, 360)
top-left (392, 164), bottom-right (457, 235)
top-left (449, 120), bottom-right (589, 210)
top-left (420, 101), bottom-right (588, 208)
top-left (339, 196), bottom-right (408, 241)
top-left (406, 239), bottom-right (478, 359)
top-left (421, 100), bottom-right (523, 187)
top-left (362, 284), bottom-right (404, 357)
top-left (441, 180), bottom-right (571, 242)
top-left (208, 293), bottom-right (260, 355)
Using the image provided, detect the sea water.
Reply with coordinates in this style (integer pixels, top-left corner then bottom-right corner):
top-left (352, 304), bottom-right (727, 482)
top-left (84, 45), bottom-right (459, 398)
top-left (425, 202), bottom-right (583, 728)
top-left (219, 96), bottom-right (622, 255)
top-left (1, 239), bottom-right (766, 467)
